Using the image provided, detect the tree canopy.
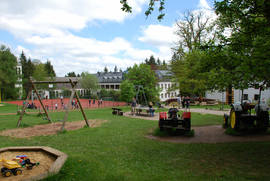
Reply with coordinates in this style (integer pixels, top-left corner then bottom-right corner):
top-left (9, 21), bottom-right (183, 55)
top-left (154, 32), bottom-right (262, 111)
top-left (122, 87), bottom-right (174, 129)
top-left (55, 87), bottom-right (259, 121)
top-left (120, 80), bottom-right (135, 103)
top-left (200, 0), bottom-right (270, 92)
top-left (80, 71), bottom-right (99, 92)
top-left (125, 63), bottom-right (160, 103)
top-left (0, 45), bottom-right (19, 100)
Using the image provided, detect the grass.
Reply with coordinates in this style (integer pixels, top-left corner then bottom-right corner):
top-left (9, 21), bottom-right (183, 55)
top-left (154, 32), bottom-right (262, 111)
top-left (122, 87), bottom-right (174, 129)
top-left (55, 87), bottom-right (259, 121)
top-left (0, 103), bottom-right (270, 180)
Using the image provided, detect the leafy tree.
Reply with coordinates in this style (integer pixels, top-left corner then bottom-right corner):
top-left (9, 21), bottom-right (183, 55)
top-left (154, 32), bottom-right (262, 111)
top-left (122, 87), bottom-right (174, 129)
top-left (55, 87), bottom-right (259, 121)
top-left (20, 51), bottom-right (35, 98)
top-left (125, 63), bottom-right (160, 103)
top-left (104, 66), bottom-right (108, 73)
top-left (0, 45), bottom-right (19, 100)
top-left (120, 80), bottom-right (135, 104)
top-left (65, 71), bottom-right (76, 77)
top-left (80, 71), bottom-right (99, 92)
top-left (156, 58), bottom-right (161, 65)
top-left (32, 60), bottom-right (49, 90)
top-left (209, 0), bottom-right (270, 89)
top-left (120, 0), bottom-right (165, 21)
top-left (171, 10), bottom-right (212, 102)
top-left (44, 59), bottom-right (56, 77)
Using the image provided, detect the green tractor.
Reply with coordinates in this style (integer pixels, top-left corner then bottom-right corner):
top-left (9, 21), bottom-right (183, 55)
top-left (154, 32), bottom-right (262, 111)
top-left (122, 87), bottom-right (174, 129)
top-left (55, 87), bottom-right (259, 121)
top-left (224, 88), bottom-right (269, 131)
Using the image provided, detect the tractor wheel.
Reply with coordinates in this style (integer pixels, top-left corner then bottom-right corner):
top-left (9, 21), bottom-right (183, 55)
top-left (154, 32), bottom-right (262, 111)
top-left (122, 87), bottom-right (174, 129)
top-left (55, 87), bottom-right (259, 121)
top-left (159, 119), bottom-right (164, 131)
top-left (230, 109), bottom-right (240, 131)
top-left (3, 170), bottom-right (12, 177)
top-left (257, 111), bottom-right (269, 131)
top-left (223, 114), bottom-right (228, 126)
top-left (1, 167), bottom-right (7, 173)
top-left (13, 168), bottom-right (22, 175)
top-left (184, 118), bottom-right (191, 131)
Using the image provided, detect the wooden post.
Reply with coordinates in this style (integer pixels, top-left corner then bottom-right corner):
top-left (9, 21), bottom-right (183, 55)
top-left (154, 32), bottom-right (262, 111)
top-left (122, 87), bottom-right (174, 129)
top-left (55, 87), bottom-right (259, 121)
top-left (70, 79), bottom-right (90, 127)
top-left (30, 79), bottom-right (52, 123)
top-left (17, 87), bottom-right (33, 126)
top-left (60, 79), bottom-right (77, 133)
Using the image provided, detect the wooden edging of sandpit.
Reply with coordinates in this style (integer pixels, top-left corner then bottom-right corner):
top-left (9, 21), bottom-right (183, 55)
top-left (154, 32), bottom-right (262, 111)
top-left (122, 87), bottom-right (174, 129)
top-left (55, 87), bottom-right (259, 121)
top-left (0, 146), bottom-right (68, 181)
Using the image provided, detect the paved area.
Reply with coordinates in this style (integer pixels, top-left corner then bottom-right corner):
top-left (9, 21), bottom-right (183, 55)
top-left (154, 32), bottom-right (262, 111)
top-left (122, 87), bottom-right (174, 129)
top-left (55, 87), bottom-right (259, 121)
top-left (123, 107), bottom-right (230, 121)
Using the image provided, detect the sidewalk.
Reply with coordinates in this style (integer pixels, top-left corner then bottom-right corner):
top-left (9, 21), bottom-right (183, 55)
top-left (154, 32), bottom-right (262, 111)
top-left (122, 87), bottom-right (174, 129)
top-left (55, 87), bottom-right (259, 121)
top-left (123, 107), bottom-right (229, 121)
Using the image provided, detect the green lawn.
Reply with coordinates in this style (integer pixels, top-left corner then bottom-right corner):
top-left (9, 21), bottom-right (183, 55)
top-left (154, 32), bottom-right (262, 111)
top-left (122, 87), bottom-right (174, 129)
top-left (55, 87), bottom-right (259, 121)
top-left (0, 103), bottom-right (269, 181)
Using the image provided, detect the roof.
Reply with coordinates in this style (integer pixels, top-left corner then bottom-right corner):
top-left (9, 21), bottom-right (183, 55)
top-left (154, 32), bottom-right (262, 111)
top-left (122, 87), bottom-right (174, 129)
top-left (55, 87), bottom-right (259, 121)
top-left (154, 70), bottom-right (173, 81)
top-left (94, 72), bottom-right (123, 83)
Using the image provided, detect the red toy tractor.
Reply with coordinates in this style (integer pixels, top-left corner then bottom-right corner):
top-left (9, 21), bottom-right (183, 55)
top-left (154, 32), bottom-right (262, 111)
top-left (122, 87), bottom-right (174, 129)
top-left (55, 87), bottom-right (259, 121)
top-left (158, 106), bottom-right (191, 132)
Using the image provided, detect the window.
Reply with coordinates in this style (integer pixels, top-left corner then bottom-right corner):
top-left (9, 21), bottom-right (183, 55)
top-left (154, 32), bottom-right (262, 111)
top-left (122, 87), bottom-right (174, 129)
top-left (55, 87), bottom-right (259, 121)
top-left (106, 85), bottom-right (109, 89)
top-left (165, 93), bottom-right (167, 98)
top-left (175, 92), bottom-right (177, 97)
top-left (254, 94), bottom-right (259, 100)
top-left (243, 94), bottom-right (248, 100)
top-left (168, 84), bottom-right (170, 89)
top-left (101, 85), bottom-right (105, 89)
top-left (115, 85), bottom-right (120, 89)
top-left (161, 93), bottom-right (163, 99)
top-left (165, 84), bottom-right (167, 89)
top-left (161, 84), bottom-right (163, 88)
top-left (168, 93), bottom-right (170, 98)
top-left (171, 93), bottom-right (173, 97)
top-left (110, 85), bottom-right (114, 89)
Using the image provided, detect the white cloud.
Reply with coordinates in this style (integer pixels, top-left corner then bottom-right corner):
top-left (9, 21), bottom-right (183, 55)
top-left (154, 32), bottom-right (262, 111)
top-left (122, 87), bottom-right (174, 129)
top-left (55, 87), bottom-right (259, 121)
top-left (0, 0), bottom-right (148, 39)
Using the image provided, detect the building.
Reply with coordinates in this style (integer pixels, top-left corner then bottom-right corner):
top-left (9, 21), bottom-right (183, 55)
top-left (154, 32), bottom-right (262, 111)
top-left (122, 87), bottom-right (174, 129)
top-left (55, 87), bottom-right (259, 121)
top-left (155, 70), bottom-right (180, 102)
top-left (205, 85), bottom-right (270, 104)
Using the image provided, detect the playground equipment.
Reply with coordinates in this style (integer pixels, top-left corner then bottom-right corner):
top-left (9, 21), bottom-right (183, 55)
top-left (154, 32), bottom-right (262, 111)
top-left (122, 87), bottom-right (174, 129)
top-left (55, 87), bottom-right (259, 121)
top-left (223, 87), bottom-right (270, 131)
top-left (18, 78), bottom-right (90, 133)
top-left (158, 106), bottom-right (191, 132)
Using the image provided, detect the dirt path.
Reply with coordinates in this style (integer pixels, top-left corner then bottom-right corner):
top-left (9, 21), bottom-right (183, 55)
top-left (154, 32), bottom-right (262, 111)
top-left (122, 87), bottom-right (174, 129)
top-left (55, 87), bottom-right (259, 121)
top-left (146, 125), bottom-right (270, 143)
top-left (0, 119), bottom-right (107, 138)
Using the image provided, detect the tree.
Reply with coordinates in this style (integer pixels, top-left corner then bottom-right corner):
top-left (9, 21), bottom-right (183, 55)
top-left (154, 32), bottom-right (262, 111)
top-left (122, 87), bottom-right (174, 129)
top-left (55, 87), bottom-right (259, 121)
top-left (125, 63), bottom-right (160, 103)
top-left (120, 80), bottom-right (135, 104)
top-left (32, 60), bottom-right (48, 90)
top-left (104, 66), bottom-right (108, 73)
top-left (44, 59), bottom-right (56, 77)
top-left (80, 71), bottom-right (99, 92)
top-left (120, 0), bottom-right (165, 21)
top-left (210, 0), bottom-right (270, 89)
top-left (171, 10), bottom-right (212, 102)
top-left (20, 51), bottom-right (35, 98)
top-left (0, 45), bottom-right (19, 100)
top-left (65, 71), bottom-right (76, 77)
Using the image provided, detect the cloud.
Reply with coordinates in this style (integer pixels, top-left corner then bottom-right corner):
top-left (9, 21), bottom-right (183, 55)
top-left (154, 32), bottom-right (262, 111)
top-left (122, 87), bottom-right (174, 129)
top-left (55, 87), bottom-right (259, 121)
top-left (0, 0), bottom-right (148, 39)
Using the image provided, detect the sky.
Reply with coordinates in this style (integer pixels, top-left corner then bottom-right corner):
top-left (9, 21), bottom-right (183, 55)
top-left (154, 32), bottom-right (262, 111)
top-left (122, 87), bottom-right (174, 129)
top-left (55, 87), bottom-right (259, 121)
top-left (0, 0), bottom-right (215, 77)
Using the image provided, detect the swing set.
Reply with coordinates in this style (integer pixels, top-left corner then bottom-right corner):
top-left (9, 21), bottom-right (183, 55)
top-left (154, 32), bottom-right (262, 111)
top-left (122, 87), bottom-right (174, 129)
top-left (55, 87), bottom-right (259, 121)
top-left (17, 78), bottom-right (90, 133)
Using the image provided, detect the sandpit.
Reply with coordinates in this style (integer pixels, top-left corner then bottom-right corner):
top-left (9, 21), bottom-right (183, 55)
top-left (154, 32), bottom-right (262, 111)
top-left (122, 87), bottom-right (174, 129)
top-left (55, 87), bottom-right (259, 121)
top-left (0, 150), bottom-right (56, 181)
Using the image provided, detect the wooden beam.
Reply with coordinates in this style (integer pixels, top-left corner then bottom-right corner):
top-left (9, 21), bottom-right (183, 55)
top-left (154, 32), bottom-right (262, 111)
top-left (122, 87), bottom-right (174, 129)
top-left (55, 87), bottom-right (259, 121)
top-left (60, 79), bottom-right (77, 133)
top-left (17, 86), bottom-right (33, 127)
top-left (30, 79), bottom-right (52, 123)
top-left (70, 79), bottom-right (90, 127)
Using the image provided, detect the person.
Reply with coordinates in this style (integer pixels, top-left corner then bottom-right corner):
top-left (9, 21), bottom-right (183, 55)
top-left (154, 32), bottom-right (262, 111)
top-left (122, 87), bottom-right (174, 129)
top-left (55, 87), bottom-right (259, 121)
top-left (64, 104), bottom-right (67, 109)
top-left (131, 98), bottom-right (137, 116)
top-left (93, 99), bottom-right (95, 106)
top-left (89, 99), bottom-right (91, 107)
top-left (61, 101), bottom-right (64, 109)
top-left (148, 102), bottom-right (155, 117)
top-left (55, 103), bottom-right (58, 110)
top-left (177, 96), bottom-right (181, 109)
top-left (100, 98), bottom-right (103, 106)
top-left (76, 102), bottom-right (79, 109)
top-left (47, 105), bottom-right (49, 110)
top-left (60, 95), bottom-right (63, 102)
top-left (262, 98), bottom-right (266, 104)
top-left (98, 99), bottom-right (100, 107)
top-left (182, 96), bottom-right (185, 108)
top-left (186, 96), bottom-right (190, 108)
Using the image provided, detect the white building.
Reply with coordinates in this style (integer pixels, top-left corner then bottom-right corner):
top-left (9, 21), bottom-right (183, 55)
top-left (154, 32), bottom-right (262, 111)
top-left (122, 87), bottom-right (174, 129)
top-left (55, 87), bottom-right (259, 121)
top-left (205, 85), bottom-right (270, 104)
top-left (155, 70), bottom-right (180, 102)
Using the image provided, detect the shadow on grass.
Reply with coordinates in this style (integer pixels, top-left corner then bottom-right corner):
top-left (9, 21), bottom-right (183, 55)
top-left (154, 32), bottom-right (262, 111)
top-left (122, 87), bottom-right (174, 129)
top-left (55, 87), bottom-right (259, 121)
top-left (153, 127), bottom-right (195, 137)
top-left (225, 126), bottom-right (270, 136)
